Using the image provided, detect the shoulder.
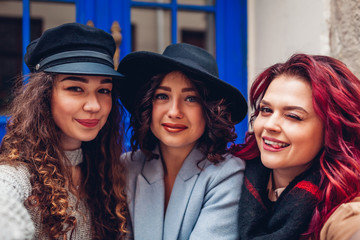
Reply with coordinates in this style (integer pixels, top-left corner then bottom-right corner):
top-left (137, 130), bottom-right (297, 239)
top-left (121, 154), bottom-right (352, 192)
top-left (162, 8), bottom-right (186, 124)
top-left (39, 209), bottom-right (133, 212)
top-left (221, 153), bottom-right (246, 169)
top-left (0, 164), bottom-right (32, 201)
top-left (334, 197), bottom-right (360, 213)
top-left (0, 164), bottom-right (35, 239)
top-left (199, 153), bottom-right (245, 185)
top-left (328, 197), bottom-right (360, 220)
top-left (121, 149), bottom-right (146, 164)
top-left (205, 153), bottom-right (245, 175)
top-left (120, 150), bottom-right (146, 173)
top-left (327, 197), bottom-right (360, 219)
top-left (320, 197), bottom-right (360, 240)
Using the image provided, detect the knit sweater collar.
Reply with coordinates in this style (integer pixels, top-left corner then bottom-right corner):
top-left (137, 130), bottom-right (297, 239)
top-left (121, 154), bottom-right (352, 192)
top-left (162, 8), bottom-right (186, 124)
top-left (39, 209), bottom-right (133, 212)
top-left (64, 148), bottom-right (83, 166)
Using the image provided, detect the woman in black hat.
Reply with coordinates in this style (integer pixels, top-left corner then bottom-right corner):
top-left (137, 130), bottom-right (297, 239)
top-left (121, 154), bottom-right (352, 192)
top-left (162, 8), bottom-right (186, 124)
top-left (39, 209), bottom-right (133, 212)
top-left (118, 43), bottom-right (247, 240)
top-left (0, 23), bottom-right (129, 239)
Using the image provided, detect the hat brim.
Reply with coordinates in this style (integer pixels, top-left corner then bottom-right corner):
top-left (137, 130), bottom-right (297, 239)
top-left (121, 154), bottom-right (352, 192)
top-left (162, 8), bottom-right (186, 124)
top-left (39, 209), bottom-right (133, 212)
top-left (44, 62), bottom-right (124, 78)
top-left (118, 51), bottom-right (247, 124)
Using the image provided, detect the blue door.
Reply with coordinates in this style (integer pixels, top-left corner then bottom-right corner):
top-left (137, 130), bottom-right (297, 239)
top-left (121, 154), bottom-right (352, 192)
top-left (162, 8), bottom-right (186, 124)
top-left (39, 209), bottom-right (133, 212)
top-left (2, 0), bottom-right (247, 143)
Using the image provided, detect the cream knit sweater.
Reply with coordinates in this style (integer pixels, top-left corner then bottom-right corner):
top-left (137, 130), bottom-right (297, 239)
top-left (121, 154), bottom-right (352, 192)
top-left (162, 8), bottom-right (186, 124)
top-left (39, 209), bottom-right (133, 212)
top-left (0, 149), bottom-right (92, 239)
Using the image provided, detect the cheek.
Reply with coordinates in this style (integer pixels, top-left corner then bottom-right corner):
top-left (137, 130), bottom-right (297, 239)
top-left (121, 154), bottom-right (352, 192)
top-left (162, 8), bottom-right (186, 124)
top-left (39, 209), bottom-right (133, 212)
top-left (51, 95), bottom-right (66, 122)
top-left (300, 127), bottom-right (324, 157)
top-left (151, 104), bottom-right (162, 122)
top-left (52, 98), bottom-right (77, 118)
top-left (290, 126), bottom-right (324, 164)
top-left (191, 108), bottom-right (206, 136)
top-left (197, 111), bottom-right (206, 129)
top-left (51, 104), bottom-right (70, 131)
top-left (51, 90), bottom-right (76, 115)
top-left (103, 98), bottom-right (113, 116)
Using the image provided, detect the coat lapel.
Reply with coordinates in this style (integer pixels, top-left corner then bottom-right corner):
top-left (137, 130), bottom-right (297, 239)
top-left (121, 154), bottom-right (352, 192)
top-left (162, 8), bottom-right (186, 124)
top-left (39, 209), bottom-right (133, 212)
top-left (163, 148), bottom-right (207, 239)
top-left (134, 151), bottom-right (165, 240)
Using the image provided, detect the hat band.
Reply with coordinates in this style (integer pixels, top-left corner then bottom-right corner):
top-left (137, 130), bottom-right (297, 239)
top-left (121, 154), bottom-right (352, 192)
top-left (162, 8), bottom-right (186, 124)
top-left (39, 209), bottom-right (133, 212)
top-left (35, 50), bottom-right (114, 71)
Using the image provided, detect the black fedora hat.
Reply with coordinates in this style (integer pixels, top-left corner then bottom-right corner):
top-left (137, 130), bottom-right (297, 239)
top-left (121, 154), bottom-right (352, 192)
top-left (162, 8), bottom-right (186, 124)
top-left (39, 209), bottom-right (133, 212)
top-left (117, 43), bottom-right (247, 123)
top-left (24, 22), bottom-right (124, 78)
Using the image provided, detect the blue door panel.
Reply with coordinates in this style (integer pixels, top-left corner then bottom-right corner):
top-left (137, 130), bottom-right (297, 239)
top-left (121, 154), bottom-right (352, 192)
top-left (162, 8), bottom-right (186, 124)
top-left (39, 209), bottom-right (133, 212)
top-left (216, 0), bottom-right (248, 143)
top-left (0, 117), bottom-right (7, 141)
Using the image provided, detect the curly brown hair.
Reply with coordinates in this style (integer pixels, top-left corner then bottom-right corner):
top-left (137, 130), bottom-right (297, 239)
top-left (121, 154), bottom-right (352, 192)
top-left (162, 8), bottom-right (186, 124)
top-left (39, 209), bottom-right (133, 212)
top-left (129, 71), bottom-right (237, 164)
top-left (0, 72), bottom-right (128, 239)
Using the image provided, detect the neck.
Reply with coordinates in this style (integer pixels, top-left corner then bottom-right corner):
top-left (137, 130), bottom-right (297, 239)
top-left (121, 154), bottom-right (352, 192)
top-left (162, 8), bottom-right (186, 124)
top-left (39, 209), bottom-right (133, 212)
top-left (272, 163), bottom-right (311, 189)
top-left (159, 142), bottom-right (196, 211)
top-left (159, 143), bottom-right (195, 175)
top-left (60, 133), bottom-right (82, 151)
top-left (272, 170), bottom-right (291, 189)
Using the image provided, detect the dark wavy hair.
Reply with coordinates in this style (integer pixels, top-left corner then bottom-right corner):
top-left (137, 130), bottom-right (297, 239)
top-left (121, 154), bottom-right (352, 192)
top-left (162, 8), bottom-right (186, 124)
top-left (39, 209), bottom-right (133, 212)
top-left (129, 70), bottom-right (237, 164)
top-left (232, 53), bottom-right (360, 239)
top-left (0, 72), bottom-right (129, 239)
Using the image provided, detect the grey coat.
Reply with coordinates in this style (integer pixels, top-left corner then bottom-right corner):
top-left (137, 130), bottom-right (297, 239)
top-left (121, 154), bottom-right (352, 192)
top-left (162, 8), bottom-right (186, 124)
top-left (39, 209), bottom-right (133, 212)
top-left (122, 146), bottom-right (245, 240)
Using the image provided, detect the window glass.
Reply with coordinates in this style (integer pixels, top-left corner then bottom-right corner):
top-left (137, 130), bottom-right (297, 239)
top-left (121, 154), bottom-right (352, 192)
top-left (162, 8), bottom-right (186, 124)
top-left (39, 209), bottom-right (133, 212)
top-left (177, 0), bottom-right (215, 6)
top-left (178, 10), bottom-right (215, 55)
top-left (0, 1), bottom-right (75, 115)
top-left (131, 8), bottom-right (171, 53)
top-left (132, 0), bottom-right (171, 4)
top-left (30, 1), bottom-right (75, 31)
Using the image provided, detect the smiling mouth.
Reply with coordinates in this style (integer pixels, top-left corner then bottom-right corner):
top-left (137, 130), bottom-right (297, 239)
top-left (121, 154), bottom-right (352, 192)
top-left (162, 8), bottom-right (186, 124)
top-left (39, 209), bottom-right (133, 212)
top-left (162, 123), bottom-right (188, 133)
top-left (76, 119), bottom-right (100, 128)
top-left (264, 139), bottom-right (290, 149)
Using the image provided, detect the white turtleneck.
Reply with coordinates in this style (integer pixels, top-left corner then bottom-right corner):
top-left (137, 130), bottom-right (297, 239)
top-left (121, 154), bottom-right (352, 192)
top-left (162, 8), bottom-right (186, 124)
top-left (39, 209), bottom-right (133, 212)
top-left (0, 148), bottom-right (92, 240)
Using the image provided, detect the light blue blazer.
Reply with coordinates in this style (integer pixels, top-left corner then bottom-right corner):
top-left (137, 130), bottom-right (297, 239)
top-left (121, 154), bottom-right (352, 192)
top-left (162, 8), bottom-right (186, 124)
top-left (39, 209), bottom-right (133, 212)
top-left (121, 146), bottom-right (245, 240)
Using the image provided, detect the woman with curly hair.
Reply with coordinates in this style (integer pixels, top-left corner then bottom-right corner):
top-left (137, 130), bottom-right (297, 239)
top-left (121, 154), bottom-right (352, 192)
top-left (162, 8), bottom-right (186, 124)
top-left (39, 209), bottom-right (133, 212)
top-left (117, 43), bottom-right (248, 240)
top-left (0, 23), bottom-right (130, 239)
top-left (233, 53), bottom-right (360, 240)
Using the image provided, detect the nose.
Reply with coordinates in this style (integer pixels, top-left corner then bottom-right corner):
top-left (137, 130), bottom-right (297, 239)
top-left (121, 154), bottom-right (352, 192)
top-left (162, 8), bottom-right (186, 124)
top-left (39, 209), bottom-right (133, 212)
top-left (263, 114), bottom-right (281, 133)
top-left (168, 99), bottom-right (183, 119)
top-left (83, 93), bottom-right (101, 112)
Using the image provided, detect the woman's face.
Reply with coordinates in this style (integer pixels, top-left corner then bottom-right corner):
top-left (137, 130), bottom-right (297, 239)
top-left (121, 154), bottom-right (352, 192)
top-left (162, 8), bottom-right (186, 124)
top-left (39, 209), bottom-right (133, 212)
top-left (51, 74), bottom-right (113, 150)
top-left (253, 75), bottom-right (324, 181)
top-left (150, 71), bottom-right (206, 153)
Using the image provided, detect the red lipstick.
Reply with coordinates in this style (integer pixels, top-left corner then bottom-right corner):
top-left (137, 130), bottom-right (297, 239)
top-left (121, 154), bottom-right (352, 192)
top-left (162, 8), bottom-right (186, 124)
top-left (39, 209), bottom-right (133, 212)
top-left (76, 119), bottom-right (100, 128)
top-left (162, 123), bottom-right (187, 133)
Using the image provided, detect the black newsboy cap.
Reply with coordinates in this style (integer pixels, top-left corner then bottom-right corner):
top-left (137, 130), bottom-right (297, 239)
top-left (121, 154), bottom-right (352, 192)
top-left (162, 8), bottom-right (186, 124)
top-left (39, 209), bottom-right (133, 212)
top-left (24, 22), bottom-right (123, 78)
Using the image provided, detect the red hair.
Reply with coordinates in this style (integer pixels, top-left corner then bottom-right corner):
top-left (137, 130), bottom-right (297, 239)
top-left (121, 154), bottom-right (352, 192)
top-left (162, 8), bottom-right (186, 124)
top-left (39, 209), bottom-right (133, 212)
top-left (232, 54), bottom-right (360, 239)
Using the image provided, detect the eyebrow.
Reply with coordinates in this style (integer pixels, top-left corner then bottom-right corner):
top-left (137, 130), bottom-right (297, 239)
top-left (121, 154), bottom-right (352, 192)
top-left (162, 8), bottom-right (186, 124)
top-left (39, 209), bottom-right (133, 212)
top-left (60, 76), bottom-right (113, 84)
top-left (260, 99), bottom-right (309, 113)
top-left (156, 86), bottom-right (196, 93)
top-left (182, 87), bottom-right (196, 93)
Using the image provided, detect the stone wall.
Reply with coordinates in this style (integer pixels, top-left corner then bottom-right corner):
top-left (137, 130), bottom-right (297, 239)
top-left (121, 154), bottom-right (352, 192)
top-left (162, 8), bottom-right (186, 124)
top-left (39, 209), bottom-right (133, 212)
top-left (330, 0), bottom-right (360, 78)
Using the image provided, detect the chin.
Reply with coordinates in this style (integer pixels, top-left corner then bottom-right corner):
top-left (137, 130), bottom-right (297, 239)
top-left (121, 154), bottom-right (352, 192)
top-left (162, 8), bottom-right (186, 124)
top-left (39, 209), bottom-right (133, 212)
top-left (260, 157), bottom-right (284, 170)
top-left (79, 135), bottom-right (99, 142)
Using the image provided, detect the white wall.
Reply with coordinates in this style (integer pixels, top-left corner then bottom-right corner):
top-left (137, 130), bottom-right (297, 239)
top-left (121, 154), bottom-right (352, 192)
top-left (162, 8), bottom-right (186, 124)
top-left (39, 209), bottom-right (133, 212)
top-left (247, 0), bottom-right (330, 86)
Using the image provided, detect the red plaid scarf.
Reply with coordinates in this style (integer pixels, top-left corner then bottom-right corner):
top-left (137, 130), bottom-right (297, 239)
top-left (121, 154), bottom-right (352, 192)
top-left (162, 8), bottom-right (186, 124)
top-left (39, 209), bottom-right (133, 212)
top-left (238, 157), bottom-right (321, 240)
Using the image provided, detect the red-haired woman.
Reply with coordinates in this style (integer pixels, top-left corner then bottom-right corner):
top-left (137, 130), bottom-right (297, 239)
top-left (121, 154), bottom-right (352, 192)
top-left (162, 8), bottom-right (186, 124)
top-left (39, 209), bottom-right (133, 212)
top-left (233, 54), bottom-right (360, 240)
top-left (0, 23), bottom-right (129, 239)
